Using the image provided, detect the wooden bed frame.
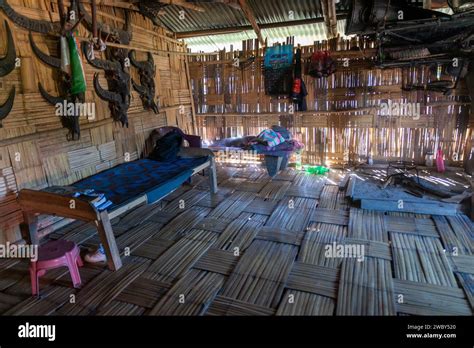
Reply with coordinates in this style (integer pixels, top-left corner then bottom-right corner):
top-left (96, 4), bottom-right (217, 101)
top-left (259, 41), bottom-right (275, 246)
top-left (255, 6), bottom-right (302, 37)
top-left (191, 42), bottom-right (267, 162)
top-left (17, 129), bottom-right (218, 271)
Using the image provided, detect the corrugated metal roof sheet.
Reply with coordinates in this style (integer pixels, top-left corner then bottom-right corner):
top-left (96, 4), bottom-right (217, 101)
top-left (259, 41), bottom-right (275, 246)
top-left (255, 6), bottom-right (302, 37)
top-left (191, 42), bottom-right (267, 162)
top-left (161, 2), bottom-right (248, 32)
top-left (184, 19), bottom-right (351, 52)
top-left (159, 0), bottom-right (349, 33)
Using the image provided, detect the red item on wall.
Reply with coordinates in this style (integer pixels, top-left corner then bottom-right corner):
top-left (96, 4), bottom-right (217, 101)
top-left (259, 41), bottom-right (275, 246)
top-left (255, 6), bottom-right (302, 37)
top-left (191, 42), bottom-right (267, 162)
top-left (292, 78), bottom-right (302, 95)
top-left (436, 147), bottom-right (445, 172)
top-left (308, 51), bottom-right (336, 78)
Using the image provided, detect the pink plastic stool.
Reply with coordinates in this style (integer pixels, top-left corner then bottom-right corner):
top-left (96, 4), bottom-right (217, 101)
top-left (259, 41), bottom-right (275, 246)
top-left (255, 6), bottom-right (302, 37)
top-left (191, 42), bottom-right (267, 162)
top-left (30, 240), bottom-right (83, 296)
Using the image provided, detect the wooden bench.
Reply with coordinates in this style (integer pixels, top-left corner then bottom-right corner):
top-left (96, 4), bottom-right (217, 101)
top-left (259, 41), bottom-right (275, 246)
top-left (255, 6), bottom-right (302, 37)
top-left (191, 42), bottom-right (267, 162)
top-left (18, 127), bottom-right (218, 271)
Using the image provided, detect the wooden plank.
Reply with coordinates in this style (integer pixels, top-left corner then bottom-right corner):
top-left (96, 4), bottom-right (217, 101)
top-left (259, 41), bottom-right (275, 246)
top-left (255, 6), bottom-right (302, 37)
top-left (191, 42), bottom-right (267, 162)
top-left (96, 211), bottom-right (123, 271)
top-left (361, 199), bottom-right (460, 216)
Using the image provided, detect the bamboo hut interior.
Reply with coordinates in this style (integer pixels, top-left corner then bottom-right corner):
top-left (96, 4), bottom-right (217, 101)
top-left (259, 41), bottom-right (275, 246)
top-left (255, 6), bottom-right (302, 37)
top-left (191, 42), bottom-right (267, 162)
top-left (0, 0), bottom-right (473, 322)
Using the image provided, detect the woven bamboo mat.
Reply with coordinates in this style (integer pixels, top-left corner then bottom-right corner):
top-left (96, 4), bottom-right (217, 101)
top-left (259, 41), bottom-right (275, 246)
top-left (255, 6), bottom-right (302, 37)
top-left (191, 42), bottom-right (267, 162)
top-left (220, 240), bottom-right (298, 309)
top-left (214, 217), bottom-right (262, 251)
top-left (298, 223), bottom-right (347, 268)
top-left (277, 289), bottom-right (335, 315)
top-left (149, 270), bottom-right (225, 315)
top-left (143, 230), bottom-right (218, 283)
top-left (97, 301), bottom-right (146, 316)
top-left (336, 258), bottom-right (396, 315)
top-left (115, 277), bottom-right (172, 309)
top-left (391, 233), bottom-right (458, 287)
top-left (1, 166), bottom-right (472, 316)
top-left (157, 207), bottom-right (210, 241)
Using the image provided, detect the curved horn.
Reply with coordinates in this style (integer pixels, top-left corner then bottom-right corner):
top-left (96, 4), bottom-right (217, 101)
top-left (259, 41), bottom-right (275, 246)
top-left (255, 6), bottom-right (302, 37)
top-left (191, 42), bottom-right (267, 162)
top-left (151, 101), bottom-right (159, 114)
top-left (93, 73), bottom-right (122, 104)
top-left (38, 83), bottom-right (64, 106)
top-left (128, 50), bottom-right (146, 70)
top-left (131, 78), bottom-right (147, 95)
top-left (29, 31), bottom-right (61, 69)
top-left (77, 0), bottom-right (131, 44)
top-left (0, 0), bottom-right (61, 34)
top-left (0, 85), bottom-right (15, 127)
top-left (82, 42), bottom-right (121, 71)
top-left (0, 20), bottom-right (16, 77)
top-left (147, 52), bottom-right (154, 66)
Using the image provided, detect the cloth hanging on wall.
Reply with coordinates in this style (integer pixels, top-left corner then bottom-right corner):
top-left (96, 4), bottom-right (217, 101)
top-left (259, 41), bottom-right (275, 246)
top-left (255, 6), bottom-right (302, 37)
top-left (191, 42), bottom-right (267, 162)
top-left (308, 51), bottom-right (336, 78)
top-left (264, 44), bottom-right (294, 96)
top-left (291, 48), bottom-right (308, 111)
top-left (68, 33), bottom-right (87, 96)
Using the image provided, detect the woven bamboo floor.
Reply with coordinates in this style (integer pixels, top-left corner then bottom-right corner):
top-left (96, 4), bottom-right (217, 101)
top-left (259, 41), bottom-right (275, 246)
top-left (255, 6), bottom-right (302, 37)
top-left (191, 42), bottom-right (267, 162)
top-left (0, 165), bottom-right (473, 316)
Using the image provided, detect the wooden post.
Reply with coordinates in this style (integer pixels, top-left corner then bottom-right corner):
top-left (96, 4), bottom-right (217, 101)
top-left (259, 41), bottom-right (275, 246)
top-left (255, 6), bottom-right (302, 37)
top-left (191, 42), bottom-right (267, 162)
top-left (20, 211), bottom-right (39, 246)
top-left (238, 0), bottom-right (265, 46)
top-left (184, 54), bottom-right (198, 135)
top-left (95, 211), bottom-right (122, 271)
top-left (208, 157), bottom-right (218, 194)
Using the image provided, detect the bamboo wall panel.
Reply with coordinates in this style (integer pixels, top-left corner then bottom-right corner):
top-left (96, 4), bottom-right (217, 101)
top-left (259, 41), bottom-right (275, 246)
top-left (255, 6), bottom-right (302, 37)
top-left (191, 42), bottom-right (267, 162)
top-left (189, 37), bottom-right (471, 167)
top-left (0, 0), bottom-right (195, 243)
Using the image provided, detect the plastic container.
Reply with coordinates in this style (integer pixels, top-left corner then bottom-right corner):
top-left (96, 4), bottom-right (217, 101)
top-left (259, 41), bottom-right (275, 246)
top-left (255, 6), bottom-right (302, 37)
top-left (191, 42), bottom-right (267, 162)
top-left (436, 147), bottom-right (445, 172)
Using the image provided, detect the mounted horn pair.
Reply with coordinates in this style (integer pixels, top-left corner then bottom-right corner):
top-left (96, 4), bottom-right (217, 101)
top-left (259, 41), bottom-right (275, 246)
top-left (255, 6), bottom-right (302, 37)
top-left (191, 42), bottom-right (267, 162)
top-left (0, 20), bottom-right (16, 127)
top-left (136, 0), bottom-right (169, 27)
top-left (84, 42), bottom-right (131, 127)
top-left (0, 0), bottom-right (61, 34)
top-left (75, 0), bottom-right (132, 44)
top-left (30, 32), bottom-right (82, 140)
top-left (93, 72), bottom-right (130, 127)
top-left (129, 50), bottom-right (159, 114)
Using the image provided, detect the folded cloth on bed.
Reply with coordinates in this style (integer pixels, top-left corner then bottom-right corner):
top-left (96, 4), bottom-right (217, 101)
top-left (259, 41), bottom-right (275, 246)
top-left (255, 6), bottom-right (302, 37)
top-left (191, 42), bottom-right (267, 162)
top-left (42, 187), bottom-right (113, 211)
top-left (72, 157), bottom-right (208, 210)
top-left (257, 129), bottom-right (285, 147)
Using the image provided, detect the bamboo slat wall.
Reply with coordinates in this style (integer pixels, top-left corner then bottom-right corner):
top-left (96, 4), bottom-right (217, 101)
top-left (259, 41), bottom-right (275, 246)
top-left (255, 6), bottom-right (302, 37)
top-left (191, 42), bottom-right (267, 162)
top-left (188, 37), bottom-right (472, 168)
top-left (0, 0), bottom-right (195, 244)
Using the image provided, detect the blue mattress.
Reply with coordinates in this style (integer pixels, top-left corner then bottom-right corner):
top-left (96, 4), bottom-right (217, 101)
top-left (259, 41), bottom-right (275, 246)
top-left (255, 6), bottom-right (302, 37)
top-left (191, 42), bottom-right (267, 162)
top-left (73, 157), bottom-right (208, 210)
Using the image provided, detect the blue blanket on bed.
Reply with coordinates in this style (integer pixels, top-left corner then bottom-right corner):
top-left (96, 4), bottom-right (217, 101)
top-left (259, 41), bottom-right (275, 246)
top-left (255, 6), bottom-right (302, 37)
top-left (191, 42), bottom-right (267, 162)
top-left (73, 157), bottom-right (208, 210)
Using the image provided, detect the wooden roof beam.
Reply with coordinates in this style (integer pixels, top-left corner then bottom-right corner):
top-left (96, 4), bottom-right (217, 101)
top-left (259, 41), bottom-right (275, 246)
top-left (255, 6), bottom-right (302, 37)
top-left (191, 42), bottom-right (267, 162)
top-left (238, 0), bottom-right (265, 46)
top-left (176, 15), bottom-right (347, 39)
top-left (321, 0), bottom-right (338, 39)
